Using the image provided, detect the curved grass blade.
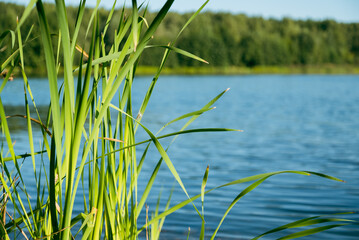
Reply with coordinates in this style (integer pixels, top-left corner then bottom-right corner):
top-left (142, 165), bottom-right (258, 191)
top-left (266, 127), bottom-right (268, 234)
top-left (85, 0), bottom-right (101, 38)
top-left (1, 31), bottom-right (36, 73)
top-left (277, 224), bottom-right (352, 240)
top-left (73, 44), bottom-right (208, 72)
top-left (156, 107), bottom-right (215, 135)
top-left (137, 170), bottom-right (343, 235)
top-left (15, 0), bottom-right (37, 33)
top-left (200, 165), bottom-right (209, 240)
top-left (134, 0), bottom-right (206, 128)
top-left (102, 0), bottom-right (118, 37)
top-left (157, 188), bottom-right (173, 239)
top-left (146, 45), bottom-right (208, 64)
top-left (94, 127), bottom-right (241, 165)
top-left (252, 213), bottom-right (356, 240)
top-left (0, 63), bottom-right (17, 94)
top-left (174, 0), bottom-right (209, 43)
top-left (109, 103), bottom-right (204, 221)
top-left (70, 0), bottom-right (86, 58)
top-left (0, 49), bottom-right (20, 73)
top-left (210, 176), bottom-right (271, 240)
top-left (0, 30), bottom-right (15, 49)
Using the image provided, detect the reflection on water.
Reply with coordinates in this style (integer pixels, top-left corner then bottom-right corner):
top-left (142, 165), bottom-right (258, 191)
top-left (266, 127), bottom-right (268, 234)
top-left (1, 75), bottom-right (359, 239)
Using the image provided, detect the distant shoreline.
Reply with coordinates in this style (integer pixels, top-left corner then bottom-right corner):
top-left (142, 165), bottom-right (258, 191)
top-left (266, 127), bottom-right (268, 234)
top-left (2, 3), bottom-right (359, 75)
top-left (136, 65), bottom-right (359, 75)
top-left (7, 65), bottom-right (359, 78)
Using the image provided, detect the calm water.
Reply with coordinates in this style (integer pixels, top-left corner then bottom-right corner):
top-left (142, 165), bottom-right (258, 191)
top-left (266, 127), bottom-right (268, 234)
top-left (1, 75), bottom-right (359, 239)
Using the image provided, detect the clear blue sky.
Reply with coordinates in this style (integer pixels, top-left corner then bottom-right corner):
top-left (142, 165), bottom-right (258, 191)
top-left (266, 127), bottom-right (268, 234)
top-left (6, 0), bottom-right (359, 23)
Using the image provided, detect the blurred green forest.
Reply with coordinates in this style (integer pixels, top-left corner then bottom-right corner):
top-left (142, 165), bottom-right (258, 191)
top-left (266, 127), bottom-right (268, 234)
top-left (1, 2), bottom-right (359, 75)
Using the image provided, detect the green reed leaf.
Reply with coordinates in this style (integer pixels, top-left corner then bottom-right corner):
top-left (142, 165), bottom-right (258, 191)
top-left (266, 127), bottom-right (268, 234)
top-left (252, 213), bottom-right (356, 240)
top-left (146, 45), bottom-right (209, 64)
top-left (138, 170), bottom-right (343, 235)
top-left (277, 224), bottom-right (351, 240)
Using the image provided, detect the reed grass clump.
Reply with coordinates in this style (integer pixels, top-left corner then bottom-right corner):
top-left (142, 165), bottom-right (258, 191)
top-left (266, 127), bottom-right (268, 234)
top-left (0, 0), bottom-right (356, 239)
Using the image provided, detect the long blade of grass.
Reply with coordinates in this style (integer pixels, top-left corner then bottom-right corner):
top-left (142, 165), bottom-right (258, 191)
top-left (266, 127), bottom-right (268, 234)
top-left (36, 1), bottom-right (62, 235)
top-left (102, 0), bottom-right (117, 37)
top-left (110, 103), bottom-right (204, 221)
top-left (70, 0), bottom-right (86, 58)
top-left (0, 30), bottom-right (15, 49)
top-left (0, 99), bottom-right (35, 236)
top-left (155, 107), bottom-right (214, 135)
top-left (17, 26), bottom-right (40, 232)
top-left (132, 0), bottom-right (138, 51)
top-left (277, 224), bottom-right (351, 240)
top-left (15, 0), bottom-right (37, 32)
top-left (85, 0), bottom-right (101, 38)
top-left (174, 0), bottom-right (209, 42)
top-left (252, 213), bottom-right (355, 240)
top-left (134, 0), bottom-right (209, 129)
top-left (200, 165), bottom-right (209, 240)
top-left (99, 127), bottom-right (241, 161)
top-left (137, 170), bottom-right (343, 234)
top-left (136, 89), bottom-right (229, 216)
top-left (210, 176), bottom-right (271, 240)
top-left (146, 45), bottom-right (208, 64)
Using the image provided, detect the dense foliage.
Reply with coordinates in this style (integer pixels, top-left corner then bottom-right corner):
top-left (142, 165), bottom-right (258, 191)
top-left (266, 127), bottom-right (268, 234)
top-left (1, 2), bottom-right (359, 72)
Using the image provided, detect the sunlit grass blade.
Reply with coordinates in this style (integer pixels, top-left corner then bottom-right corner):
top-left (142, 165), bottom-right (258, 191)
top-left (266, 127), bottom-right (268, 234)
top-left (99, 127), bottom-right (241, 161)
top-left (277, 224), bottom-right (352, 240)
top-left (136, 149), bottom-right (161, 218)
top-left (174, 0), bottom-right (209, 42)
top-left (132, 0), bottom-right (138, 51)
top-left (36, 1), bottom-right (62, 235)
top-left (146, 45), bottom-right (209, 64)
top-left (0, 100), bottom-right (36, 237)
top-left (157, 189), bottom-right (173, 239)
top-left (210, 176), bottom-right (271, 239)
top-left (85, 0), bottom-right (101, 38)
top-left (136, 89), bottom-right (230, 220)
top-left (252, 213), bottom-right (356, 240)
top-left (200, 165), bottom-right (209, 240)
top-left (110, 103), bottom-right (204, 221)
top-left (156, 107), bottom-right (215, 135)
top-left (137, 170), bottom-right (343, 235)
top-left (19, 55), bottom-right (40, 234)
top-left (70, 0), bottom-right (86, 58)
top-left (135, 2), bottom-right (209, 127)
top-left (0, 27), bottom-right (35, 73)
top-left (15, 0), bottom-right (37, 32)
top-left (102, 0), bottom-right (117, 37)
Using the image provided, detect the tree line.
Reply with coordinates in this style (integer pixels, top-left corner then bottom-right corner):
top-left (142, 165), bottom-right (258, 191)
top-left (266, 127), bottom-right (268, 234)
top-left (1, 2), bottom-right (359, 72)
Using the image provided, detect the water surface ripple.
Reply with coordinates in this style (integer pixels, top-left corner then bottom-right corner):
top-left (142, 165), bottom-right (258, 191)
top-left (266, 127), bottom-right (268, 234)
top-left (1, 75), bottom-right (358, 239)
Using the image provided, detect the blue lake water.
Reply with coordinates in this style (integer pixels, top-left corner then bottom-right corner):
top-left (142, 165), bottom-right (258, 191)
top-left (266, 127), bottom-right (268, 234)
top-left (1, 75), bottom-right (359, 239)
